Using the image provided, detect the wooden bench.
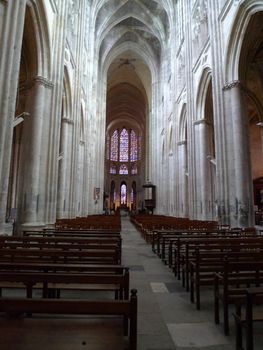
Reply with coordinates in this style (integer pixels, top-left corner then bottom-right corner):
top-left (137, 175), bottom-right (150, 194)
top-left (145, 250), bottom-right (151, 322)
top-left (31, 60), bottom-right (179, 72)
top-left (233, 287), bottom-right (263, 350)
top-left (189, 248), bottom-right (263, 310)
top-left (0, 247), bottom-right (120, 265)
top-left (0, 238), bottom-right (122, 264)
top-left (0, 269), bottom-right (129, 300)
top-left (0, 289), bottom-right (137, 350)
top-left (214, 259), bottom-right (263, 335)
top-left (178, 236), bottom-right (263, 286)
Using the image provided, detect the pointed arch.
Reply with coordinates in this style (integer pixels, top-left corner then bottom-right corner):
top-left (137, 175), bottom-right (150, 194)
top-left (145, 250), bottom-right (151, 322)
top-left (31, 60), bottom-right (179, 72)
top-left (63, 66), bottom-right (73, 119)
top-left (179, 103), bottom-right (187, 142)
top-left (26, 0), bottom-right (52, 78)
top-left (168, 126), bottom-right (173, 155)
top-left (224, 2), bottom-right (263, 82)
top-left (195, 68), bottom-right (212, 121)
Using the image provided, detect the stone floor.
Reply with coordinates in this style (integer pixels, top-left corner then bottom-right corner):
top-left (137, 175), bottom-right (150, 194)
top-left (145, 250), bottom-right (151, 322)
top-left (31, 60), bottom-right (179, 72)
top-left (122, 216), bottom-right (263, 350)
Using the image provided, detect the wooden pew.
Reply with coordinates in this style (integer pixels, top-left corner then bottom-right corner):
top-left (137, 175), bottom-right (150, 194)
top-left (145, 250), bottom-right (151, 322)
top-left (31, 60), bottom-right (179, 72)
top-left (0, 269), bottom-right (129, 300)
top-left (214, 259), bottom-right (263, 335)
top-left (0, 289), bottom-right (137, 350)
top-left (0, 247), bottom-right (120, 265)
top-left (233, 287), bottom-right (263, 350)
top-left (189, 247), bottom-right (263, 310)
top-left (177, 236), bottom-right (263, 284)
top-left (0, 238), bottom-right (121, 264)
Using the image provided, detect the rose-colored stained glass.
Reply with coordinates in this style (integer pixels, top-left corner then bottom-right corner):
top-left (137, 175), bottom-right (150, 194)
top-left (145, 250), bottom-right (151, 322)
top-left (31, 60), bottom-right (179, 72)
top-left (119, 164), bottom-right (128, 175)
top-left (130, 130), bottom-right (138, 161)
top-left (119, 128), bottom-right (129, 162)
top-left (110, 130), bottom-right (118, 161)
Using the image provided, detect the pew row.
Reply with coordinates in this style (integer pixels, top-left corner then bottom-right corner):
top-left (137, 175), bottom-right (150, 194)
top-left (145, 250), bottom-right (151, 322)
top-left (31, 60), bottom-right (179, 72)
top-left (0, 289), bottom-right (137, 350)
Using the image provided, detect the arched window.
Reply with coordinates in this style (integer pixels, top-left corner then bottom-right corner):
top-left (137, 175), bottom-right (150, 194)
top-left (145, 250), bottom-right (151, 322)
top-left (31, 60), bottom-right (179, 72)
top-left (110, 164), bottom-right (117, 174)
top-left (119, 128), bottom-right (129, 162)
top-left (130, 130), bottom-right (138, 161)
top-left (120, 183), bottom-right (127, 204)
top-left (108, 128), bottom-right (140, 175)
top-left (110, 130), bottom-right (118, 161)
top-left (106, 135), bottom-right (110, 160)
top-left (119, 164), bottom-right (128, 175)
top-left (131, 181), bottom-right (136, 210)
top-left (110, 180), bottom-right (115, 210)
top-left (131, 188), bottom-right (134, 205)
top-left (131, 163), bottom-right (137, 175)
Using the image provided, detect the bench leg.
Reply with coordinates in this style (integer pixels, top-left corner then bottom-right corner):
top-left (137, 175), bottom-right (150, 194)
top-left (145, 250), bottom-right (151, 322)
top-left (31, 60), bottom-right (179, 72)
top-left (223, 301), bottom-right (229, 335)
top-left (233, 312), bottom-right (243, 350)
top-left (130, 290), bottom-right (137, 350)
top-left (196, 282), bottom-right (200, 310)
top-left (245, 297), bottom-right (254, 350)
top-left (190, 278), bottom-right (194, 303)
top-left (214, 294), bottom-right (219, 324)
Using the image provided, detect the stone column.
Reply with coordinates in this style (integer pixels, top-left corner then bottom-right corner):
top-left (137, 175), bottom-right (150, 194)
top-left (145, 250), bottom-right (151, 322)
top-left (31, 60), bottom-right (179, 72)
top-left (194, 119), bottom-right (212, 220)
top-left (178, 140), bottom-right (189, 217)
top-left (56, 117), bottom-right (74, 219)
top-left (0, 0), bottom-right (27, 232)
top-left (223, 81), bottom-right (254, 227)
top-left (18, 77), bottom-right (53, 227)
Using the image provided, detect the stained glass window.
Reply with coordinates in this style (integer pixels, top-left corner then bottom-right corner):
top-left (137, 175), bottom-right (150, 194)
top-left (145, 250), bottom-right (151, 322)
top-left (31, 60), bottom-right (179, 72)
top-left (131, 163), bottom-right (137, 175)
top-left (119, 164), bottom-right (128, 175)
top-left (119, 128), bottom-right (129, 162)
top-left (106, 135), bottom-right (110, 160)
top-left (130, 189), bottom-right (134, 204)
top-left (138, 135), bottom-right (142, 160)
top-left (130, 130), bottom-right (138, 161)
top-left (110, 130), bottom-right (118, 161)
top-left (110, 164), bottom-right (117, 174)
top-left (121, 184), bottom-right (127, 204)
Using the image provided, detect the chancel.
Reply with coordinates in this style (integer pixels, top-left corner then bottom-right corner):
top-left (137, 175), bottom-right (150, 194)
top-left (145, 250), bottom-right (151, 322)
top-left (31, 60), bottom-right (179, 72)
top-left (0, 1), bottom-right (263, 349)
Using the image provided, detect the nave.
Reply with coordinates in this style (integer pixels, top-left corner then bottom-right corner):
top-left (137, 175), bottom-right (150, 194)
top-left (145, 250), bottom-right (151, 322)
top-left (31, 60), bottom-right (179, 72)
top-left (122, 217), bottom-right (238, 350)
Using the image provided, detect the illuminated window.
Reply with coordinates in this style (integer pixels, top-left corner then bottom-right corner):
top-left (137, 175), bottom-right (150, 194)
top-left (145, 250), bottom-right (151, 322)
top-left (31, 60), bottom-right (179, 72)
top-left (119, 128), bottom-right (129, 162)
top-left (119, 164), bottom-right (128, 175)
top-left (110, 164), bottom-right (117, 174)
top-left (110, 130), bottom-right (118, 161)
top-left (106, 135), bottom-right (110, 160)
top-left (108, 128), bottom-right (140, 175)
top-left (121, 183), bottom-right (127, 204)
top-left (131, 189), bottom-right (134, 204)
top-left (131, 163), bottom-right (137, 175)
top-left (130, 130), bottom-right (138, 161)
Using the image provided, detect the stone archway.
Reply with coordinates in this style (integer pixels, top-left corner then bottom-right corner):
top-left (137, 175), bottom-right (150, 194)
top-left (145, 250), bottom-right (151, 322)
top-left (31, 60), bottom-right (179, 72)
top-left (224, 8), bottom-right (263, 226)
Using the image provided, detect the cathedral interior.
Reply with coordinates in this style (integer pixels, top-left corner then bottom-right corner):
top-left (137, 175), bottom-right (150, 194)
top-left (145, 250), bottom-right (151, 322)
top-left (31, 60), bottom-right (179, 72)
top-left (0, 0), bottom-right (263, 349)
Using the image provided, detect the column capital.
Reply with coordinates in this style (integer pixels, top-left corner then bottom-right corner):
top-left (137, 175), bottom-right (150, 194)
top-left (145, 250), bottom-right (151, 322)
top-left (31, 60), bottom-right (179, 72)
top-left (193, 118), bottom-right (210, 126)
top-left (223, 80), bottom-right (243, 91)
top-left (20, 76), bottom-right (54, 92)
top-left (34, 76), bottom-right (54, 89)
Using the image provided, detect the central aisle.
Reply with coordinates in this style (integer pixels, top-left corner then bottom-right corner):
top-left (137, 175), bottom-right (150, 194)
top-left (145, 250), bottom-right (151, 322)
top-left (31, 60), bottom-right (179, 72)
top-left (121, 216), bottom-right (235, 350)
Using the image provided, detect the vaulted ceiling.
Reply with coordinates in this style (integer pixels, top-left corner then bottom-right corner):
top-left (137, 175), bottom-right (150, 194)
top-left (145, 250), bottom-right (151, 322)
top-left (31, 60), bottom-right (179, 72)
top-left (91, 0), bottom-right (171, 133)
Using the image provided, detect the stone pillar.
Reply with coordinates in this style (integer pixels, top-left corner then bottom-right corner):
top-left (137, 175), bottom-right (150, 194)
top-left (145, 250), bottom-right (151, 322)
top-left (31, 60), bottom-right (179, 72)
top-left (178, 140), bottom-right (189, 217)
top-left (223, 81), bottom-right (254, 227)
top-left (0, 0), bottom-right (27, 233)
top-left (18, 77), bottom-right (53, 227)
top-left (194, 119), bottom-right (212, 220)
top-left (56, 117), bottom-right (74, 219)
